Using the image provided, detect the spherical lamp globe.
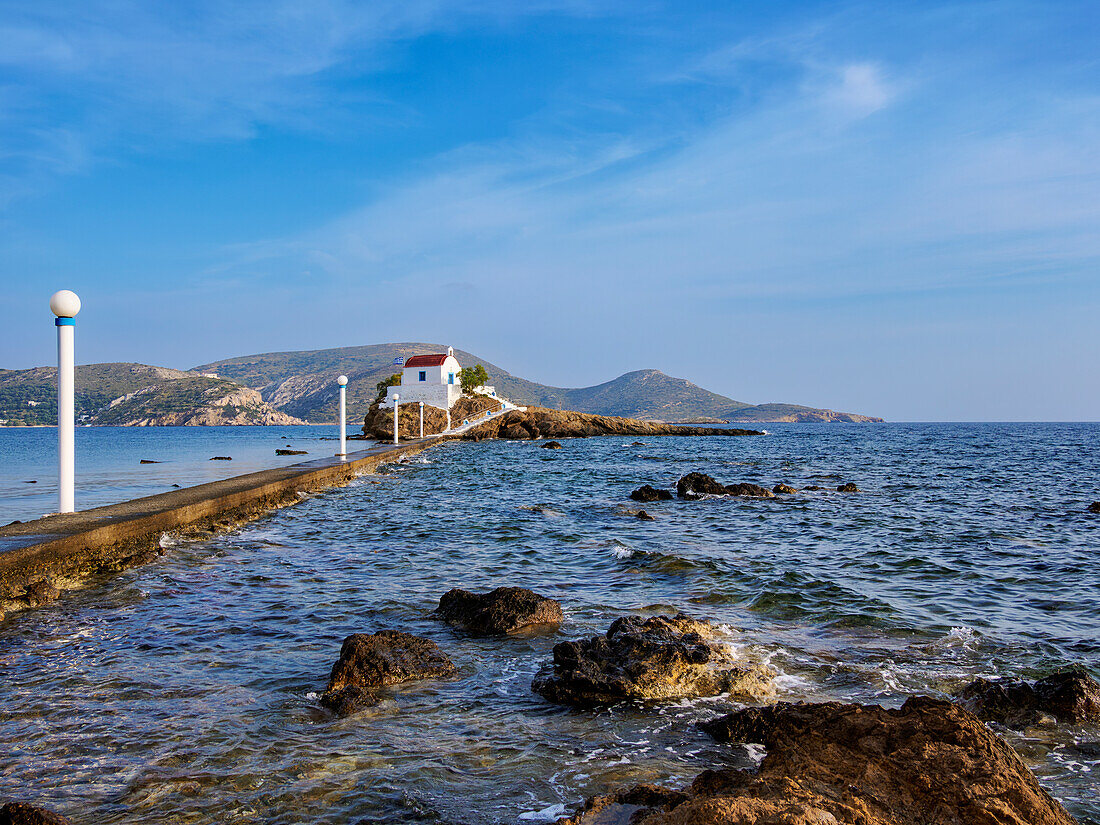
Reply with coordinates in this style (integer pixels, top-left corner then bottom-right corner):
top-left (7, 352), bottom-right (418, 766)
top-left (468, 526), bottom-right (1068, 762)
top-left (49, 290), bottom-right (81, 318)
top-left (337, 375), bottom-right (348, 386)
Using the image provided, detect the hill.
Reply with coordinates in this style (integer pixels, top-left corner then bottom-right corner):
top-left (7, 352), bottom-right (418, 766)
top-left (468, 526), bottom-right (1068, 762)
top-left (195, 343), bottom-right (882, 424)
top-left (0, 363), bottom-right (302, 426)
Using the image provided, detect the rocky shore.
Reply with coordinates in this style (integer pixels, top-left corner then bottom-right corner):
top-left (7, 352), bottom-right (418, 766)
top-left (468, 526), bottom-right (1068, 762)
top-left (7, 578), bottom-right (1098, 823)
top-left (562, 697), bottom-right (1079, 825)
top-left (300, 584), bottom-right (1095, 825)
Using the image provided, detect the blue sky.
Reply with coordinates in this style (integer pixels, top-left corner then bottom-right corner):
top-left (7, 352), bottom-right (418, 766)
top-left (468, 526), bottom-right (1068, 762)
top-left (1, 0), bottom-right (1097, 420)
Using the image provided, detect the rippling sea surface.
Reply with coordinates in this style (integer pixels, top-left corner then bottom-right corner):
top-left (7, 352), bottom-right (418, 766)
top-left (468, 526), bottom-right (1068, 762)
top-left (2, 423), bottom-right (1098, 823)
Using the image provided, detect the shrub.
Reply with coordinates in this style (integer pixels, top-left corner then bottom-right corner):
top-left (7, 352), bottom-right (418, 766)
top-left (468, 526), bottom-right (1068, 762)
top-left (459, 364), bottom-right (489, 394)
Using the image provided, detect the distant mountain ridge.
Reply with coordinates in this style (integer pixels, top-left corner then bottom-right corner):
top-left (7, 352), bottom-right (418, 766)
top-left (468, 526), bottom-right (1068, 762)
top-left (195, 343), bottom-right (883, 424)
top-left (0, 343), bottom-right (881, 426)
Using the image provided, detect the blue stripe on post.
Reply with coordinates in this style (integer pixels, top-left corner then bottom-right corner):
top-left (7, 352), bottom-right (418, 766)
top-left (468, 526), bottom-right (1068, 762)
top-left (55, 318), bottom-right (75, 326)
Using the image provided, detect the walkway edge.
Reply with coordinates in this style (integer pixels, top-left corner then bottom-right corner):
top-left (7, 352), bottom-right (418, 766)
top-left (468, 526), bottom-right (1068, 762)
top-left (0, 437), bottom-right (440, 616)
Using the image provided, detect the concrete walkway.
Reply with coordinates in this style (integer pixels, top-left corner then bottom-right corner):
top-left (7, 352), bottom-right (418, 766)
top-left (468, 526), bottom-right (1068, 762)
top-left (0, 436), bottom-right (441, 613)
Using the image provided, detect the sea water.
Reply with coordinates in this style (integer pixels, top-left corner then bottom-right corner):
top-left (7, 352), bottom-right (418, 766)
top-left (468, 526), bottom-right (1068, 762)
top-left (0, 423), bottom-right (1098, 823)
top-left (0, 425), bottom-right (340, 523)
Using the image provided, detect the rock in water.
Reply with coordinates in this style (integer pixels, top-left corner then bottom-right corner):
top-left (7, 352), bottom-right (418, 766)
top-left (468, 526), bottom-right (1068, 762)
top-left (630, 485), bottom-right (673, 502)
top-left (725, 482), bottom-right (773, 497)
top-left (436, 587), bottom-right (563, 636)
top-left (560, 698), bottom-right (1076, 825)
top-left (772, 483), bottom-right (797, 494)
top-left (837, 482), bottom-right (861, 492)
top-left (0, 802), bottom-right (72, 825)
top-left (209, 456), bottom-right (232, 461)
top-left (320, 630), bottom-right (456, 714)
top-left (635, 510), bottom-right (656, 521)
top-left (541, 441), bottom-right (563, 449)
top-left (956, 668), bottom-right (1100, 726)
top-left (1035, 669), bottom-right (1100, 723)
top-left (532, 614), bottom-right (772, 706)
top-left (676, 472), bottom-right (728, 498)
top-left (276, 449), bottom-right (307, 456)
top-left (319, 685), bottom-right (377, 715)
top-left (676, 473), bottom-right (775, 499)
top-left (1089, 501), bottom-right (1100, 513)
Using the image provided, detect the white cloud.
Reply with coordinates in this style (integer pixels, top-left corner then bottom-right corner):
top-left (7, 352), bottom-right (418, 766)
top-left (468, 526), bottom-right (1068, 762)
top-left (824, 62), bottom-right (895, 116)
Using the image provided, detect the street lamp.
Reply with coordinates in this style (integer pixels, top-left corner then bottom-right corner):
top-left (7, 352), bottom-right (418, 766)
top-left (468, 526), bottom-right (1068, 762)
top-left (49, 290), bottom-right (81, 514)
top-left (393, 394), bottom-right (400, 445)
top-left (337, 375), bottom-right (348, 459)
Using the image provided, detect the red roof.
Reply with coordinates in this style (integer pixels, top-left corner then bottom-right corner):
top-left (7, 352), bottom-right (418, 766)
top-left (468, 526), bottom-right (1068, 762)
top-left (404, 353), bottom-right (450, 368)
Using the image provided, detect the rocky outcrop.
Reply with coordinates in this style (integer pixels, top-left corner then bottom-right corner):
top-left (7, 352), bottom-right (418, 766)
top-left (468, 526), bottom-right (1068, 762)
top-left (532, 615), bottom-right (773, 706)
top-left (319, 630), bottom-right (457, 714)
top-left (956, 668), bottom-right (1100, 727)
top-left (436, 587), bottom-right (563, 636)
top-left (362, 394), bottom-right (501, 440)
top-left (460, 408), bottom-right (763, 441)
top-left (561, 697), bottom-right (1076, 825)
top-left (676, 473), bottom-right (775, 499)
top-left (630, 485), bottom-right (673, 502)
top-left (837, 482), bottom-right (861, 493)
top-left (0, 802), bottom-right (71, 825)
top-left (541, 441), bottom-right (563, 449)
top-left (94, 383), bottom-right (305, 426)
top-left (772, 483), bottom-right (797, 495)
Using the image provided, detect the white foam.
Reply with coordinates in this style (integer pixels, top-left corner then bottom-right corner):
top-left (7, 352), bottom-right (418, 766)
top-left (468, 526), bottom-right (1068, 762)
top-left (744, 742), bottom-right (767, 764)
top-left (518, 803), bottom-right (567, 822)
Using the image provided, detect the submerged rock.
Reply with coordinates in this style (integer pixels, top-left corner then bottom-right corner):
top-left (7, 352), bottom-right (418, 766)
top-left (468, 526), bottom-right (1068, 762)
top-left (532, 614), bottom-right (772, 706)
top-left (676, 473), bottom-right (775, 499)
top-left (630, 485), bottom-right (673, 502)
top-left (209, 456), bottom-right (232, 461)
top-left (275, 449), bottom-right (307, 456)
top-left (836, 482), bottom-right (861, 492)
top-left (1089, 502), bottom-right (1100, 513)
top-left (320, 630), bottom-right (456, 714)
top-left (541, 441), bottom-right (563, 449)
top-left (436, 587), bottom-right (563, 636)
top-left (0, 802), bottom-right (71, 825)
top-left (635, 510), bottom-right (656, 521)
top-left (560, 697), bottom-right (1076, 825)
top-left (772, 483), bottom-right (797, 495)
top-left (957, 668), bottom-right (1100, 727)
top-left (319, 685), bottom-right (377, 714)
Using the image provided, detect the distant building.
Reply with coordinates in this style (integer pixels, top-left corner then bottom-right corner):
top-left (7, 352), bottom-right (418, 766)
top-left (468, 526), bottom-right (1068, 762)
top-left (384, 347), bottom-right (466, 409)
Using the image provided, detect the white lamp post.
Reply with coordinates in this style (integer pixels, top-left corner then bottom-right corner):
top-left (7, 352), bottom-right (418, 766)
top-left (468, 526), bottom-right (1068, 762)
top-left (446, 407), bottom-right (451, 432)
top-left (419, 401), bottom-right (424, 438)
top-left (337, 375), bottom-right (348, 459)
top-left (50, 290), bottom-right (81, 514)
top-left (393, 393), bottom-right (400, 445)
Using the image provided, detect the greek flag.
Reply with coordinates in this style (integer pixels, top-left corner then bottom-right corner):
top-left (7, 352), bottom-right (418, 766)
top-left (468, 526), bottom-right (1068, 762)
top-left (393, 357), bottom-right (402, 366)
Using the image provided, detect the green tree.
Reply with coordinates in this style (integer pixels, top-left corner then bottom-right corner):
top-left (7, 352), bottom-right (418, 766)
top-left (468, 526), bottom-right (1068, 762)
top-left (459, 364), bottom-right (489, 394)
top-left (375, 373), bottom-right (401, 403)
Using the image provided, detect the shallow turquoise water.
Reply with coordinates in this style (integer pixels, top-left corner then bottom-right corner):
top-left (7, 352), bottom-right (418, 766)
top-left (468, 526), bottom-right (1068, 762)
top-left (1, 423), bottom-right (1098, 823)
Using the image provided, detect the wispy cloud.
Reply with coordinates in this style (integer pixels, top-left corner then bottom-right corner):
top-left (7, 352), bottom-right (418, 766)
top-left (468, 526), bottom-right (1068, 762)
top-left (0, 0), bottom-right (615, 197)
